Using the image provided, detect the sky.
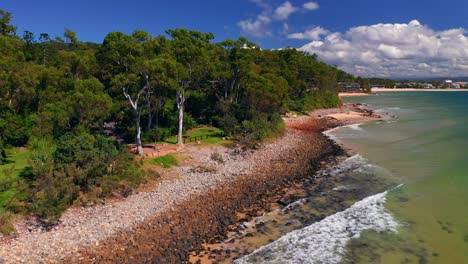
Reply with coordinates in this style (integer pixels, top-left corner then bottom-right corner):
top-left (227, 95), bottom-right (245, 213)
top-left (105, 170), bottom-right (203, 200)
top-left (2, 0), bottom-right (467, 79)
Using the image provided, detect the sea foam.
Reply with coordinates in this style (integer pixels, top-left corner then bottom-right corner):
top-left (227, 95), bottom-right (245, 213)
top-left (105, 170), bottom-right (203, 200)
top-left (234, 186), bottom-right (400, 264)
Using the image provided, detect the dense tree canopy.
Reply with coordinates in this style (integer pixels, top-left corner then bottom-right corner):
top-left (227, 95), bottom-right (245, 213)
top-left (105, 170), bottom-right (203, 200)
top-left (0, 9), bottom-right (362, 221)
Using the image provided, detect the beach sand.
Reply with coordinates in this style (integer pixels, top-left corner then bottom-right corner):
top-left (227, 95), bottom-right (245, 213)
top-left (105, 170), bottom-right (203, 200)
top-left (338, 92), bottom-right (371, 97)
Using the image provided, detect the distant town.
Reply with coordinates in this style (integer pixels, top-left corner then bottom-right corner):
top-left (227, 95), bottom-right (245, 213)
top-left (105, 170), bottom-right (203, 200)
top-left (339, 79), bottom-right (468, 92)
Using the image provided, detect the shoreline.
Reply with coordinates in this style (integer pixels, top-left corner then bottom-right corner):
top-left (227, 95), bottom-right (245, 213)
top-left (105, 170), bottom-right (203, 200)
top-left (0, 104), bottom-right (380, 263)
top-left (339, 88), bottom-right (468, 98)
top-left (372, 88), bottom-right (468, 92)
top-left (188, 105), bottom-right (385, 263)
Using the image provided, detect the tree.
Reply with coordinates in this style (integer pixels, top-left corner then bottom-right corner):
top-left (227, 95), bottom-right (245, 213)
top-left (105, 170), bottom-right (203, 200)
top-left (39, 33), bottom-right (51, 65)
top-left (64, 28), bottom-right (77, 44)
top-left (0, 9), bottom-right (16, 36)
top-left (98, 31), bottom-right (176, 155)
top-left (166, 29), bottom-right (214, 145)
top-left (22, 30), bottom-right (38, 61)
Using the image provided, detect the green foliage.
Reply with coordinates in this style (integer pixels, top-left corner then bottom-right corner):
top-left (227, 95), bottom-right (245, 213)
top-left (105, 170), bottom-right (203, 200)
top-left (162, 126), bottom-right (225, 144)
top-left (237, 113), bottom-right (285, 147)
top-left (0, 10), bottom-right (16, 36)
top-left (0, 8), bottom-right (351, 222)
top-left (149, 154), bottom-right (178, 168)
top-left (0, 148), bottom-right (30, 214)
top-left (302, 90), bottom-right (341, 111)
top-left (25, 133), bottom-right (144, 222)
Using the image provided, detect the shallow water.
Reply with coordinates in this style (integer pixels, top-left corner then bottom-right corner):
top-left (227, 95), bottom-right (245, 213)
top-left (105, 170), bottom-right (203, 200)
top-left (194, 154), bottom-right (398, 263)
top-left (339, 92), bottom-right (468, 263)
top-left (235, 92), bottom-right (468, 264)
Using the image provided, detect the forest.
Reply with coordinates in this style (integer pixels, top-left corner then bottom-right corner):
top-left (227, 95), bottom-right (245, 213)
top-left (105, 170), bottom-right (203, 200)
top-left (0, 9), bottom-right (356, 225)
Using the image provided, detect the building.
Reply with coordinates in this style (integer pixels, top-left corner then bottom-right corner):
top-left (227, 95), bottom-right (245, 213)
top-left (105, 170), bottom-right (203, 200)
top-left (338, 82), bottom-right (361, 91)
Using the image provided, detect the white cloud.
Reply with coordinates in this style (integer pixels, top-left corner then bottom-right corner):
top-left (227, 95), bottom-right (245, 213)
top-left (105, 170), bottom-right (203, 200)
top-left (249, 0), bottom-right (270, 10)
top-left (274, 1), bottom-right (298, 21)
top-left (288, 26), bottom-right (329, 40)
top-left (239, 0), bottom-right (318, 37)
top-left (238, 14), bottom-right (272, 38)
top-left (303, 2), bottom-right (320, 11)
top-left (298, 20), bottom-right (468, 78)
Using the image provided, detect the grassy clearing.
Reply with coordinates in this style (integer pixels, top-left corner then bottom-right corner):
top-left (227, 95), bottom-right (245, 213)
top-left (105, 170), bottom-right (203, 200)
top-left (0, 148), bottom-right (30, 213)
top-left (148, 154), bottom-right (179, 168)
top-left (162, 126), bottom-right (228, 145)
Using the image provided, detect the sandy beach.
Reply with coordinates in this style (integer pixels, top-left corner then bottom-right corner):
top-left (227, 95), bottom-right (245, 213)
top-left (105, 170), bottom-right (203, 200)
top-left (338, 92), bottom-right (372, 97)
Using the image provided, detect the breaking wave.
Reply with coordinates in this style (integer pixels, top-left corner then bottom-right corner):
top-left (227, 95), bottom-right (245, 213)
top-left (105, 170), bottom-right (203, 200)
top-left (234, 185), bottom-right (401, 264)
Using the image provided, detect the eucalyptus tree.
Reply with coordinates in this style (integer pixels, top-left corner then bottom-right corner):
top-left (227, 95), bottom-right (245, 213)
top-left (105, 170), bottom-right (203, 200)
top-left (98, 31), bottom-right (176, 155)
top-left (165, 29), bottom-right (214, 145)
top-left (97, 32), bottom-right (147, 154)
top-left (0, 9), bottom-right (16, 36)
top-left (39, 33), bottom-right (51, 65)
top-left (215, 37), bottom-right (258, 103)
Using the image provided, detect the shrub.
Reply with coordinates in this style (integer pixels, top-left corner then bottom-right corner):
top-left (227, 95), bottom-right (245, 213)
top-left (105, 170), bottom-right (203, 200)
top-left (142, 127), bottom-right (171, 143)
top-left (0, 212), bottom-right (16, 235)
top-left (210, 151), bottom-right (224, 164)
top-left (236, 113), bottom-right (285, 148)
top-left (25, 132), bottom-right (145, 222)
top-left (213, 114), bottom-right (238, 136)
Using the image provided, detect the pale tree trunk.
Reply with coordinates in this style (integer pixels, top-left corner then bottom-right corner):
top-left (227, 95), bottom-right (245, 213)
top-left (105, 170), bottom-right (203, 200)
top-left (122, 85), bottom-right (147, 156)
top-left (135, 112), bottom-right (143, 155)
top-left (176, 90), bottom-right (185, 145)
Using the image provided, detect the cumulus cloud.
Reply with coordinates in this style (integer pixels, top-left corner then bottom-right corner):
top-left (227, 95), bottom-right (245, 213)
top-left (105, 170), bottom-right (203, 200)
top-left (298, 20), bottom-right (468, 78)
top-left (274, 1), bottom-right (298, 20)
top-left (239, 0), bottom-right (319, 37)
top-left (288, 26), bottom-right (329, 40)
top-left (303, 2), bottom-right (320, 10)
top-left (238, 14), bottom-right (272, 38)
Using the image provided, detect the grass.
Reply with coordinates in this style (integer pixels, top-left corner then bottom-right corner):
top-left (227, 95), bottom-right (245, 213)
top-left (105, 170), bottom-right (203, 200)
top-left (0, 148), bottom-right (30, 214)
top-left (162, 126), bottom-right (228, 145)
top-left (148, 154), bottom-right (178, 168)
top-left (0, 212), bottom-right (15, 235)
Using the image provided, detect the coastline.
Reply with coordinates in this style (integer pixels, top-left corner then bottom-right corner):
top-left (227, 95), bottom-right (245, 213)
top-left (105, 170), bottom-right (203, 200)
top-left (372, 88), bottom-right (468, 92)
top-left (339, 88), bottom-right (468, 99)
top-left (0, 104), bottom-right (381, 263)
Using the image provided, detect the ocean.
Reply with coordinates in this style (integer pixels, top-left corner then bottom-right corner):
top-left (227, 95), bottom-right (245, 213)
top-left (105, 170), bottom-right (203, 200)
top-left (237, 92), bottom-right (468, 263)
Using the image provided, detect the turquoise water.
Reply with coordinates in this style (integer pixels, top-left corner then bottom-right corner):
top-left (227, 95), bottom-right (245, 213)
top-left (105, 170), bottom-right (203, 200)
top-left (236, 92), bottom-right (468, 264)
top-left (339, 92), bottom-right (468, 263)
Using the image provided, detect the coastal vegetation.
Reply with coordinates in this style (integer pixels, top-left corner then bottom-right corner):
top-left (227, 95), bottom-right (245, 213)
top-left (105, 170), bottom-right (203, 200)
top-left (149, 155), bottom-right (178, 169)
top-left (0, 9), bottom-right (354, 225)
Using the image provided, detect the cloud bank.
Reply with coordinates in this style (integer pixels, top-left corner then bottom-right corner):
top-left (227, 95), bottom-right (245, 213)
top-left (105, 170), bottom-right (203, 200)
top-left (296, 20), bottom-right (468, 78)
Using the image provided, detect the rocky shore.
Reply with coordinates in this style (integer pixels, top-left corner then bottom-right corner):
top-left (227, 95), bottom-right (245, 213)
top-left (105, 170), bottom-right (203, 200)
top-left (0, 104), bottom-right (378, 263)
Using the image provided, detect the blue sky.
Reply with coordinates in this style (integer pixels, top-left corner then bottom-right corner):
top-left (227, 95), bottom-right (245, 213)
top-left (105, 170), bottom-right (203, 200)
top-left (2, 0), bottom-right (468, 78)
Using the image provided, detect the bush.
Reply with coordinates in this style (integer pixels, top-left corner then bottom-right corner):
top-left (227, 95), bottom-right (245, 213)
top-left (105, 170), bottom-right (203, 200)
top-left (210, 152), bottom-right (224, 164)
top-left (25, 132), bottom-right (145, 222)
top-left (302, 90), bottom-right (340, 111)
top-left (236, 113), bottom-right (285, 148)
top-left (213, 114), bottom-right (238, 136)
top-left (142, 127), bottom-right (171, 143)
top-left (0, 212), bottom-right (16, 234)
